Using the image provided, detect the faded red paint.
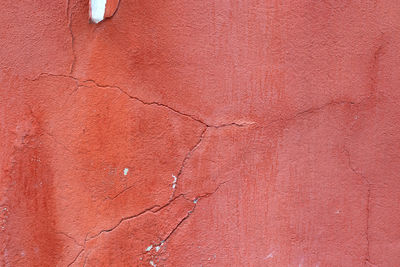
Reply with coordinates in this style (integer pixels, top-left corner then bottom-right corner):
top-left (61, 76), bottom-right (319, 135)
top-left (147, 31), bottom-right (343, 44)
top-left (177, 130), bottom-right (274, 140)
top-left (1, 0), bottom-right (400, 266)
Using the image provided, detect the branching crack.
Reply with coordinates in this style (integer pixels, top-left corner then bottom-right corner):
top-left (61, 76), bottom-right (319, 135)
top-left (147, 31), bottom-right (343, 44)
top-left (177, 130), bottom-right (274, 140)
top-left (27, 72), bottom-right (377, 266)
top-left (143, 179), bottom-right (232, 257)
top-left (81, 79), bottom-right (253, 129)
top-left (28, 73), bottom-right (252, 129)
top-left (66, 195), bottom-right (185, 265)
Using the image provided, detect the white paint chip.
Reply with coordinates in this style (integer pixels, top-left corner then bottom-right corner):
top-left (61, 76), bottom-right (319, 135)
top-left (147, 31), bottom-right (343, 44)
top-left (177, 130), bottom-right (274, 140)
top-left (124, 168), bottom-right (129, 176)
top-left (90, 0), bottom-right (107, 23)
top-left (265, 252), bottom-right (274, 259)
top-left (172, 174), bottom-right (178, 189)
top-left (149, 261), bottom-right (156, 266)
top-left (146, 245), bottom-right (153, 252)
top-left (155, 246), bottom-right (160, 252)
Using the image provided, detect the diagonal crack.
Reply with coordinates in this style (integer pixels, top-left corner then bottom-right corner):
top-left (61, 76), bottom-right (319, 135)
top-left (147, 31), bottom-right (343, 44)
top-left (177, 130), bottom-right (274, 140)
top-left (67, 248), bottom-right (84, 267)
top-left (106, 184), bottom-right (136, 200)
top-left (87, 193), bottom-right (193, 242)
top-left (57, 231), bottom-right (84, 247)
top-left (170, 126), bottom-right (208, 200)
top-left (105, 124), bottom-right (208, 202)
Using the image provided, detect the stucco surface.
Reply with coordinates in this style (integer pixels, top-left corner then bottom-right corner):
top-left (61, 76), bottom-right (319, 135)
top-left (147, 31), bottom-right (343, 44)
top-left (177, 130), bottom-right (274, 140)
top-left (1, 1), bottom-right (400, 266)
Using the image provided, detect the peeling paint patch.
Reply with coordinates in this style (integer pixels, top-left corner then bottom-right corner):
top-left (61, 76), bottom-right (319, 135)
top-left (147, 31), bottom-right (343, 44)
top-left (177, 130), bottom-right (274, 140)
top-left (90, 0), bottom-right (107, 23)
top-left (123, 168), bottom-right (129, 176)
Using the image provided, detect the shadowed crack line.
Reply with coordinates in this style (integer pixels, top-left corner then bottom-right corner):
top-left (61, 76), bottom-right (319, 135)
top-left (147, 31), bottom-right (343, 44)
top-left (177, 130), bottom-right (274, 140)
top-left (106, 184), bottom-right (136, 200)
top-left (67, 248), bottom-right (84, 267)
top-left (87, 194), bottom-right (188, 241)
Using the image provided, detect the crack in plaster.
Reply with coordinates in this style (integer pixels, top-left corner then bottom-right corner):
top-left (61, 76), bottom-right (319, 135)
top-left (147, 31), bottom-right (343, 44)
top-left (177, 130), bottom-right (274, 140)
top-left (82, 79), bottom-right (253, 129)
top-left (343, 148), bottom-right (373, 266)
top-left (67, 248), bottom-right (84, 267)
top-left (76, 180), bottom-right (232, 265)
top-left (67, 195), bottom-right (185, 266)
top-left (28, 73), bottom-right (252, 129)
top-left (67, 0), bottom-right (77, 74)
top-left (56, 231), bottom-right (83, 247)
top-left (30, 72), bottom-right (375, 133)
top-left (106, 184), bottom-right (136, 200)
top-left (170, 126), bottom-right (208, 200)
top-left (339, 42), bottom-right (384, 267)
top-left (26, 72), bottom-right (379, 266)
top-left (141, 179), bottom-right (232, 258)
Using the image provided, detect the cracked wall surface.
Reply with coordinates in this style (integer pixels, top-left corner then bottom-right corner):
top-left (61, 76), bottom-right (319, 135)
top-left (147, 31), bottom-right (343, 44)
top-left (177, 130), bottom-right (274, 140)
top-left (1, 0), bottom-right (400, 266)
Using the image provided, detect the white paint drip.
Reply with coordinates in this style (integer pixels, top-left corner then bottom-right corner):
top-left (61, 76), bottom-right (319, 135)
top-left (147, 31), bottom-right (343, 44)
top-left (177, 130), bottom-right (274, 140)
top-left (124, 168), bottom-right (129, 176)
top-left (90, 0), bottom-right (107, 23)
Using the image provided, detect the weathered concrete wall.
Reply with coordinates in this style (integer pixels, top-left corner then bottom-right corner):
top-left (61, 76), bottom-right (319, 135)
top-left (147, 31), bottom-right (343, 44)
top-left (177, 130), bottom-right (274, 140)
top-left (1, 1), bottom-right (400, 266)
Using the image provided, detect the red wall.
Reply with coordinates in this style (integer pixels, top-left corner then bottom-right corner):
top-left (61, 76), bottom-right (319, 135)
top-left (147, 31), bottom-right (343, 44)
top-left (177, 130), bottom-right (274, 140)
top-left (1, 1), bottom-right (400, 266)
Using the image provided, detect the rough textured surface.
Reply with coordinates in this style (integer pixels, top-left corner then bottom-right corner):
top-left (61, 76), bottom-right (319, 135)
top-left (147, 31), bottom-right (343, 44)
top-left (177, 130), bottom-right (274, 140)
top-left (1, 1), bottom-right (400, 266)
